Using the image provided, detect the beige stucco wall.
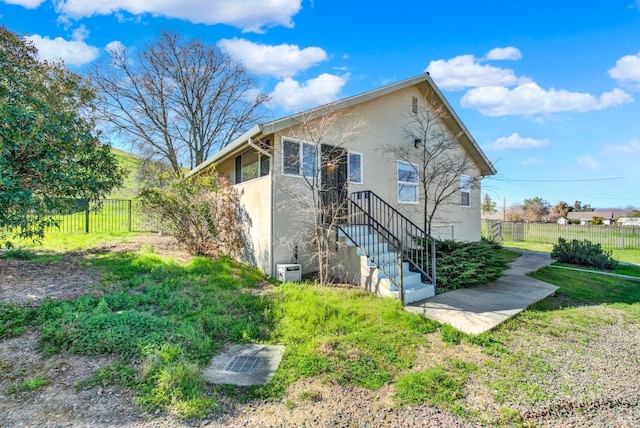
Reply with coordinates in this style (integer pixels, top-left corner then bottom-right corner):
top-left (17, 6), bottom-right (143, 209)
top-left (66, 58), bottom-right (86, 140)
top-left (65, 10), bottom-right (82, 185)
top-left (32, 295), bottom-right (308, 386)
top-left (269, 85), bottom-right (485, 275)
top-left (234, 177), bottom-right (272, 274)
top-left (213, 149), bottom-right (273, 275)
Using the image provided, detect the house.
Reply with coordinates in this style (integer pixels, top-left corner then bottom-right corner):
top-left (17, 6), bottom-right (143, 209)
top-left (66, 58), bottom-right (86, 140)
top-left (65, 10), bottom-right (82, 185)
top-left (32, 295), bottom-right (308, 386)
top-left (617, 217), bottom-right (640, 226)
top-left (188, 73), bottom-right (496, 304)
top-left (566, 211), bottom-right (616, 225)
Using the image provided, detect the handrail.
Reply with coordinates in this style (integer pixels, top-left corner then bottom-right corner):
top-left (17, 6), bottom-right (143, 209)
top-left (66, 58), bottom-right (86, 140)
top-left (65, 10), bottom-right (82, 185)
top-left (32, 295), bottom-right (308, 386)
top-left (350, 191), bottom-right (436, 288)
top-left (338, 200), bottom-right (405, 301)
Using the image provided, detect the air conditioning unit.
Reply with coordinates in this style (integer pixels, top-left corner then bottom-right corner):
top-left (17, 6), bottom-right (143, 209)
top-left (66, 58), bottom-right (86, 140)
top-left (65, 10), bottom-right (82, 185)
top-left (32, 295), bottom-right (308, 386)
top-left (277, 264), bottom-right (302, 282)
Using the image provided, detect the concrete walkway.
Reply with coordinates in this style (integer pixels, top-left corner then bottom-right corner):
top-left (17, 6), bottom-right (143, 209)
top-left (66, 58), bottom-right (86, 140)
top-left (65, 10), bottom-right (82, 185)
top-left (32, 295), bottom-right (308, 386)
top-left (405, 249), bottom-right (558, 335)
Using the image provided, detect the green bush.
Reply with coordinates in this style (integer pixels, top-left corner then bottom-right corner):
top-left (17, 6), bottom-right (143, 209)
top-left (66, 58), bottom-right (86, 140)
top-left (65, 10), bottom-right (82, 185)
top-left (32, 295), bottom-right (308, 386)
top-left (434, 238), bottom-right (513, 291)
top-left (551, 238), bottom-right (617, 270)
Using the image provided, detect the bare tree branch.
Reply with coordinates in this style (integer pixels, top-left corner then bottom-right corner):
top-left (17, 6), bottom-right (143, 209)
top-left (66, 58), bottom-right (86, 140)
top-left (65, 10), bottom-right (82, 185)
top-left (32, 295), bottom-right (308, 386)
top-left (275, 107), bottom-right (367, 285)
top-left (92, 31), bottom-right (269, 176)
top-left (381, 95), bottom-right (482, 236)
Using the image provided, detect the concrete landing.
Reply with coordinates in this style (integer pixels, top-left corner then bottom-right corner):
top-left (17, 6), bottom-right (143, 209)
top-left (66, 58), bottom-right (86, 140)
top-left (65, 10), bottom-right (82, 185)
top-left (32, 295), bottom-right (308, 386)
top-left (202, 344), bottom-right (284, 386)
top-left (405, 249), bottom-right (558, 335)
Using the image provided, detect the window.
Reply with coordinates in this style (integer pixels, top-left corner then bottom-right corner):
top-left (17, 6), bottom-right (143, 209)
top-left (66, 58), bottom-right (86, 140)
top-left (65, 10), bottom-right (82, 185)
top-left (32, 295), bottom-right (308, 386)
top-left (460, 175), bottom-right (471, 207)
top-left (348, 152), bottom-right (362, 184)
top-left (282, 139), bottom-right (317, 177)
top-left (234, 150), bottom-right (270, 184)
top-left (397, 161), bottom-right (418, 204)
top-left (411, 96), bottom-right (418, 114)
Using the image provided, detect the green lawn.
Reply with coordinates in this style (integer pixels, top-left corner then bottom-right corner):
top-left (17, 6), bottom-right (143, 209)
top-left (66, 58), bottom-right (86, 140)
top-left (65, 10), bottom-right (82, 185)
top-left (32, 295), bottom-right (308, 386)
top-left (503, 240), bottom-right (640, 265)
top-left (2, 234), bottom-right (638, 425)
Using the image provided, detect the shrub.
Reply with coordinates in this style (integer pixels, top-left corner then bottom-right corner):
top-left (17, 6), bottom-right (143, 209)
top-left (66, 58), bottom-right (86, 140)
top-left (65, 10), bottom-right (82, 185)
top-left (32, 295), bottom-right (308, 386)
top-left (551, 238), bottom-right (617, 270)
top-left (139, 171), bottom-right (242, 258)
top-left (434, 238), bottom-right (511, 291)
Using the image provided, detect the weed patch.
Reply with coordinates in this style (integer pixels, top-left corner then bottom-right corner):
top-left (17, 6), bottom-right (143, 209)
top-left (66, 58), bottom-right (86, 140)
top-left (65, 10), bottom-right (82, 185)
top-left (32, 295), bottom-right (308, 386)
top-left (8, 376), bottom-right (51, 394)
top-left (395, 359), bottom-right (476, 413)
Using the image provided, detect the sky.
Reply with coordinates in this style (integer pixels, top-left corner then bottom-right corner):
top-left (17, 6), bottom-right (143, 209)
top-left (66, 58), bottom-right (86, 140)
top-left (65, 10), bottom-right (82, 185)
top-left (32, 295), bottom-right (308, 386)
top-left (2, 0), bottom-right (640, 210)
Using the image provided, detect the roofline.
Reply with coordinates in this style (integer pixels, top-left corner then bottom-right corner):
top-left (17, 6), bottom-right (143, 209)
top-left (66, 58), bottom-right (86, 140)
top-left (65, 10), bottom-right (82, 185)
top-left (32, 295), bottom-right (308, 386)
top-left (188, 72), bottom-right (496, 177)
top-left (187, 125), bottom-right (262, 177)
top-left (421, 74), bottom-right (497, 176)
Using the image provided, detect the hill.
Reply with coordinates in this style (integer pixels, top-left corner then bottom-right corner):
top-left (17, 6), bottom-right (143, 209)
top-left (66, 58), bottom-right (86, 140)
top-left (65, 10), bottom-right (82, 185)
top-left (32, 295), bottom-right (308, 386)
top-left (109, 148), bottom-right (142, 199)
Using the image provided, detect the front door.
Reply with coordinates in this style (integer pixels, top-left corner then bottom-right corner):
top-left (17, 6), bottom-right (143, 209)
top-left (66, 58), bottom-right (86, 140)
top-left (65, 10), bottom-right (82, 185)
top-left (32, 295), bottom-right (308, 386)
top-left (320, 144), bottom-right (348, 225)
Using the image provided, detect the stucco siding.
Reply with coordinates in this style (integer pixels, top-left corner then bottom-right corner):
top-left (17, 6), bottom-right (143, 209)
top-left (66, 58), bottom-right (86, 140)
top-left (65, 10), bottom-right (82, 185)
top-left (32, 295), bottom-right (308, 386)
top-left (234, 176), bottom-right (272, 274)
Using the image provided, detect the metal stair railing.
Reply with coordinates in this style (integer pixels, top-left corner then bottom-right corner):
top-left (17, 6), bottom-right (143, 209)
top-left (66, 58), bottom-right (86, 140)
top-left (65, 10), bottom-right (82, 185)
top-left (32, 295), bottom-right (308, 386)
top-left (338, 200), bottom-right (406, 303)
top-left (349, 191), bottom-right (436, 288)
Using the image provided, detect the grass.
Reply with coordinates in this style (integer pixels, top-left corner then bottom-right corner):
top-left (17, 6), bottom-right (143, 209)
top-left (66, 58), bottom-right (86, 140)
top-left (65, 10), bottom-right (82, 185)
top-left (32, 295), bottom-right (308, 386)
top-left (7, 377), bottom-right (51, 394)
top-left (553, 261), bottom-right (640, 278)
top-left (503, 240), bottom-right (640, 265)
top-left (263, 283), bottom-right (439, 394)
top-left (2, 234), bottom-right (639, 425)
top-left (528, 267), bottom-right (640, 307)
top-left (8, 231), bottom-right (139, 252)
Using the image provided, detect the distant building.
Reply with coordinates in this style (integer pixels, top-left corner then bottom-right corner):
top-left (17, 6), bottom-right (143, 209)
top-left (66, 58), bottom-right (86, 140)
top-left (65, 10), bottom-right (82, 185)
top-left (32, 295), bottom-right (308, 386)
top-left (566, 211), bottom-right (616, 225)
top-left (617, 217), bottom-right (640, 226)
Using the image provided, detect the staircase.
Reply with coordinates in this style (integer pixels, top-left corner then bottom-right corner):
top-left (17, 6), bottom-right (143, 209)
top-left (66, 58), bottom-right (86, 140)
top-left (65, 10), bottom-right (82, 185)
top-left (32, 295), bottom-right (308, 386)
top-left (337, 191), bottom-right (436, 305)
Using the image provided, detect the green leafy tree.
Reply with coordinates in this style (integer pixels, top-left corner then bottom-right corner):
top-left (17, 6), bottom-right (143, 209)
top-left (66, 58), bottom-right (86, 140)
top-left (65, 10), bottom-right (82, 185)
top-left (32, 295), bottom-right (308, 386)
top-left (0, 26), bottom-right (123, 243)
top-left (522, 197), bottom-right (551, 222)
top-left (481, 193), bottom-right (497, 215)
top-left (551, 200), bottom-right (572, 220)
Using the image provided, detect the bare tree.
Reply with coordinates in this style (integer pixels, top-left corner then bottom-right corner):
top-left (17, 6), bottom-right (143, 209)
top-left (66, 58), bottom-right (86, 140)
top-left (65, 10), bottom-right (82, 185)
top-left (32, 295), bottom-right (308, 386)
top-left (381, 97), bottom-right (482, 235)
top-left (93, 31), bottom-right (269, 176)
top-left (276, 107), bottom-right (366, 285)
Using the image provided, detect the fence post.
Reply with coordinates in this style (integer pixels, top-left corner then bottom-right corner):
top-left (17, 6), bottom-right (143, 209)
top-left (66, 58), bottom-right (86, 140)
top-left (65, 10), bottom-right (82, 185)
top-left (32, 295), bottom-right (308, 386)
top-left (85, 205), bottom-right (90, 234)
top-left (621, 224), bottom-right (625, 250)
top-left (128, 200), bottom-right (132, 232)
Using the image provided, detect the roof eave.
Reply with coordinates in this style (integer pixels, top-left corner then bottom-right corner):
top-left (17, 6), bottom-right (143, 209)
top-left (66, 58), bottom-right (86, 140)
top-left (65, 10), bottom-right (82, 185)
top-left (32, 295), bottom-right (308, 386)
top-left (186, 125), bottom-right (262, 178)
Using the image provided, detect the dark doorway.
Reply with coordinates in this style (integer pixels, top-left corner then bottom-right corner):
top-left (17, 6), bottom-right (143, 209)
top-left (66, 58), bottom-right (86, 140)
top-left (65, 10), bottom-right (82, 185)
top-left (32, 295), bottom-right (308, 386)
top-left (320, 144), bottom-right (348, 225)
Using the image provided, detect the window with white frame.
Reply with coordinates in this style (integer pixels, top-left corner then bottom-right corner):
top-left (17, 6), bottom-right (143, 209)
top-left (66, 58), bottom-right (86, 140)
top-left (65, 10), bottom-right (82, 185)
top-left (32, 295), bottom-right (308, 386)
top-left (397, 161), bottom-right (419, 204)
top-left (282, 139), bottom-right (317, 177)
top-left (460, 175), bottom-right (471, 207)
top-left (348, 152), bottom-right (362, 184)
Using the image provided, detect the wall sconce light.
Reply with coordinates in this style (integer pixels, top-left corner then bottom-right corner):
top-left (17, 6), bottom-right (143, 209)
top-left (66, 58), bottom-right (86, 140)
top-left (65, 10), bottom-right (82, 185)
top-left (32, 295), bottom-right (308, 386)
top-left (414, 139), bottom-right (422, 149)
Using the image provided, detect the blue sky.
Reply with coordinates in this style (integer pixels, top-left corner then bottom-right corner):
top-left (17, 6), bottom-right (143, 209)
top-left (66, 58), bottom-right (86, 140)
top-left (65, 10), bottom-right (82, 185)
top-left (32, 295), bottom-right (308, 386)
top-left (2, 0), bottom-right (640, 209)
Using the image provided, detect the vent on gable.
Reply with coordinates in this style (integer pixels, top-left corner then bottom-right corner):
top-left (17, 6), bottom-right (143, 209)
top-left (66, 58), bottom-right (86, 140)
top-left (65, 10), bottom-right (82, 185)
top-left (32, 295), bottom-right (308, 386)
top-left (411, 96), bottom-right (418, 114)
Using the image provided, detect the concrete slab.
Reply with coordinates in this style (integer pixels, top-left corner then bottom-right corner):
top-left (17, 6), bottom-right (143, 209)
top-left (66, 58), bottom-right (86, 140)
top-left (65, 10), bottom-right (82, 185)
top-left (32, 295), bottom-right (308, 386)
top-left (406, 249), bottom-right (558, 335)
top-left (202, 344), bottom-right (285, 386)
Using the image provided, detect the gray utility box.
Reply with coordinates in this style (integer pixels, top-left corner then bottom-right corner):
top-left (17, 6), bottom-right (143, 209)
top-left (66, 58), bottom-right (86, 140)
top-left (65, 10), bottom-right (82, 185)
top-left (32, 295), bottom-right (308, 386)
top-left (276, 264), bottom-right (302, 282)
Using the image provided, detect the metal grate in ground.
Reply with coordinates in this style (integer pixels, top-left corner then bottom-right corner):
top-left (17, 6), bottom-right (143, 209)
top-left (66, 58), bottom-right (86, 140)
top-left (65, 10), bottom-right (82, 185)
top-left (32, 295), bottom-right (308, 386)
top-left (224, 355), bottom-right (261, 373)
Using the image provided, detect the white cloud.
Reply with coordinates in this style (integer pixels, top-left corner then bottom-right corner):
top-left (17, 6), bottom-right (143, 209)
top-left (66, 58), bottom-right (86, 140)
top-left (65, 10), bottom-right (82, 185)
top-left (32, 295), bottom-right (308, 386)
top-left (461, 82), bottom-right (633, 116)
top-left (486, 46), bottom-right (522, 61)
top-left (608, 52), bottom-right (640, 88)
top-left (218, 38), bottom-right (326, 78)
top-left (25, 25), bottom-right (100, 66)
top-left (1, 0), bottom-right (44, 8)
top-left (55, 0), bottom-right (302, 33)
top-left (426, 54), bottom-right (520, 91)
top-left (603, 139), bottom-right (640, 156)
top-left (270, 73), bottom-right (347, 112)
top-left (485, 133), bottom-right (549, 150)
top-left (105, 40), bottom-right (125, 55)
top-left (577, 155), bottom-right (601, 171)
